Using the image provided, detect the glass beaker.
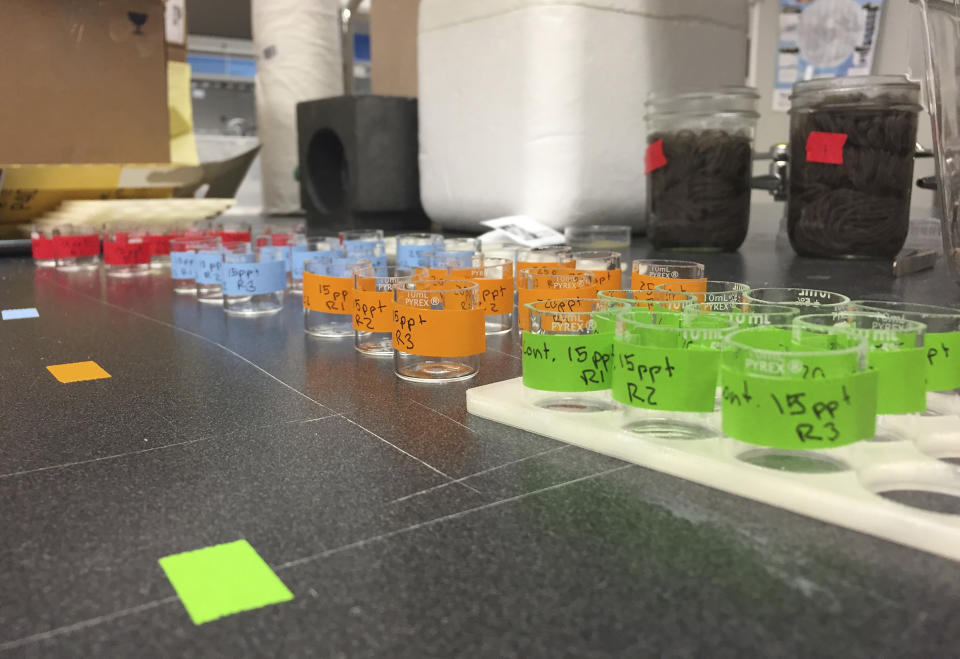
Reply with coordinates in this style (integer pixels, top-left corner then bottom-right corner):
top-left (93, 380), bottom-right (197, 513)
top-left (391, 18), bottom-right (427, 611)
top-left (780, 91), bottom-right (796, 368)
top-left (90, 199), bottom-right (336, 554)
top-left (303, 257), bottom-right (372, 337)
top-left (656, 280), bottom-right (749, 304)
top-left (352, 265), bottom-right (415, 356)
top-left (222, 247), bottom-right (287, 316)
top-left (396, 233), bottom-right (444, 268)
top-left (393, 280), bottom-right (485, 383)
top-left (196, 243), bottom-right (252, 304)
top-left (171, 237), bottom-right (220, 293)
top-left (720, 324), bottom-right (874, 473)
top-left (516, 268), bottom-right (596, 331)
top-left (53, 224), bottom-right (101, 271)
top-left (794, 312), bottom-right (927, 441)
top-left (103, 225), bottom-right (152, 277)
top-left (613, 307), bottom-right (737, 440)
top-left (573, 251), bottom-right (622, 291)
top-left (522, 298), bottom-right (628, 412)
top-left (744, 288), bottom-right (850, 313)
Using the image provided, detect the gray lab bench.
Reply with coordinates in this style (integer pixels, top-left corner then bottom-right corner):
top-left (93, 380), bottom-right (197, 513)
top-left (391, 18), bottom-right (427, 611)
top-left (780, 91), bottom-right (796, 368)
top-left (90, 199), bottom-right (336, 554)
top-left (1, 203), bottom-right (959, 657)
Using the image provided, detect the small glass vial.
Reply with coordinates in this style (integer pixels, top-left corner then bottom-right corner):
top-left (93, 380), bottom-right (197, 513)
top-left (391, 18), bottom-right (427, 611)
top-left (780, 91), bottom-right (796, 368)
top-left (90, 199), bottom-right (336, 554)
top-left (170, 237), bottom-right (220, 294)
top-left (103, 225), bottom-right (151, 277)
top-left (222, 247), bottom-right (287, 316)
top-left (196, 243), bottom-right (251, 304)
top-left (394, 280), bottom-right (485, 383)
top-left (303, 256), bottom-right (372, 337)
top-left (442, 237), bottom-right (482, 263)
top-left (645, 87), bottom-right (759, 251)
top-left (467, 256), bottom-right (514, 335)
top-left (396, 233), bottom-right (444, 268)
top-left (53, 224), bottom-right (100, 271)
top-left (353, 265), bottom-right (415, 356)
top-left (31, 226), bottom-right (56, 267)
top-left (788, 76), bottom-right (922, 259)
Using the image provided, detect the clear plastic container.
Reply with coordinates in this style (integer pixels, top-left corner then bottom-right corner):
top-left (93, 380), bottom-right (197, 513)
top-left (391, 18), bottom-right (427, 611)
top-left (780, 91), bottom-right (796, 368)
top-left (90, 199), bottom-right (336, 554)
top-left (644, 87), bottom-right (759, 251)
top-left (787, 76), bottom-right (922, 259)
top-left (564, 225), bottom-right (631, 250)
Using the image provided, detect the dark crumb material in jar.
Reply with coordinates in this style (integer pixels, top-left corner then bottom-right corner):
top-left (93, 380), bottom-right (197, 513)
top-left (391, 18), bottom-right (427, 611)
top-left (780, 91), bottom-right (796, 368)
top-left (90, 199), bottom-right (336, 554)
top-left (788, 92), bottom-right (917, 259)
top-left (647, 129), bottom-right (753, 251)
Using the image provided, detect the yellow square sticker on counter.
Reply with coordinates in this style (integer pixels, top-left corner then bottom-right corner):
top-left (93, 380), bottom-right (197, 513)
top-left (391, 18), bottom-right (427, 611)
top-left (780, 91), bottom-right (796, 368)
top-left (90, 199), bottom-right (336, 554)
top-left (46, 361), bottom-right (111, 383)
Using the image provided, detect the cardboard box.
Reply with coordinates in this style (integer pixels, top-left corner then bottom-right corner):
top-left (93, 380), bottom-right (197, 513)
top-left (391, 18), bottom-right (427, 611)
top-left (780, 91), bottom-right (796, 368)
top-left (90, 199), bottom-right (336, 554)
top-left (371, 0), bottom-right (421, 97)
top-left (0, 0), bottom-right (170, 164)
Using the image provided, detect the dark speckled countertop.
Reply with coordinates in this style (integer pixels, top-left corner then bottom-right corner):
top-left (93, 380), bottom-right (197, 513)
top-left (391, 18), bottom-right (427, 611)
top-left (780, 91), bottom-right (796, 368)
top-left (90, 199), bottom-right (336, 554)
top-left (2, 204), bottom-right (960, 657)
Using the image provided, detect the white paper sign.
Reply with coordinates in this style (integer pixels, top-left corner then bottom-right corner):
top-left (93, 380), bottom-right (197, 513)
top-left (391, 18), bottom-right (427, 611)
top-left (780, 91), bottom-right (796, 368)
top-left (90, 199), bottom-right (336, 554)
top-left (165, 0), bottom-right (186, 46)
top-left (479, 216), bottom-right (566, 248)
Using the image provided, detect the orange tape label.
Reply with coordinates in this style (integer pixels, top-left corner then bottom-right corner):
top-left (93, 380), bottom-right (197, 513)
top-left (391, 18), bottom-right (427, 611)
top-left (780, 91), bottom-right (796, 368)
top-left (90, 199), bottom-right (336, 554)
top-left (588, 269), bottom-right (622, 291)
top-left (352, 289), bottom-right (393, 332)
top-left (302, 271), bottom-right (352, 314)
top-left (517, 286), bottom-right (598, 330)
top-left (393, 307), bottom-right (485, 357)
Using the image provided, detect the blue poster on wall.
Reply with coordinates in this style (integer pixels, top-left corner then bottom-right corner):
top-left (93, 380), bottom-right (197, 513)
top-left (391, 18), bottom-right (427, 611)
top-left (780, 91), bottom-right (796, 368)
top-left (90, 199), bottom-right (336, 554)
top-left (773, 0), bottom-right (885, 111)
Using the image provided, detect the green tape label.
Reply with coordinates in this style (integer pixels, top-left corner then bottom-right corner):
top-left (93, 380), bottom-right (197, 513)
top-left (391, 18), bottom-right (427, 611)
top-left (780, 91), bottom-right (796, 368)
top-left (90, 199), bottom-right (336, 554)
top-left (869, 348), bottom-right (926, 414)
top-left (720, 367), bottom-right (878, 449)
top-left (159, 539), bottom-right (294, 625)
top-left (611, 340), bottom-right (720, 412)
top-left (925, 331), bottom-right (960, 391)
top-left (522, 332), bottom-right (613, 392)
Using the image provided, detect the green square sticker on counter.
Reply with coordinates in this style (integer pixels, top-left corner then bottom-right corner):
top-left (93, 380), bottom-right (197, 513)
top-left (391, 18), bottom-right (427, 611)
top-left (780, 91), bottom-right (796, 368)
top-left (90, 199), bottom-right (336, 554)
top-left (159, 540), bottom-right (293, 625)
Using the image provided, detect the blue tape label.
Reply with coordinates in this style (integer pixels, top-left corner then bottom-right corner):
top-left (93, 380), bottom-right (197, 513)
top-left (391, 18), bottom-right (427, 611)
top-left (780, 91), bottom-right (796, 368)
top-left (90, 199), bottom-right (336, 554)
top-left (292, 251), bottom-right (329, 281)
top-left (397, 244), bottom-right (438, 267)
top-left (222, 260), bottom-right (286, 295)
top-left (171, 252), bottom-right (196, 280)
top-left (195, 251), bottom-right (224, 285)
top-left (2, 308), bottom-right (39, 320)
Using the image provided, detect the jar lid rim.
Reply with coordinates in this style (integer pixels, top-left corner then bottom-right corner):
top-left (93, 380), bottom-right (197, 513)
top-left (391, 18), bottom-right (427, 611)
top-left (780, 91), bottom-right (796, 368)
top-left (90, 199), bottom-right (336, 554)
top-left (646, 86), bottom-right (760, 105)
top-left (644, 110), bottom-right (761, 121)
top-left (789, 75), bottom-right (920, 98)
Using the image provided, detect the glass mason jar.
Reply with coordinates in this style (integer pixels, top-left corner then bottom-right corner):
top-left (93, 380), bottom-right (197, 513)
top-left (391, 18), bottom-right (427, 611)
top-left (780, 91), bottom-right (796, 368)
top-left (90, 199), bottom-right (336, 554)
top-left (787, 76), bottom-right (922, 259)
top-left (644, 87), bottom-right (760, 251)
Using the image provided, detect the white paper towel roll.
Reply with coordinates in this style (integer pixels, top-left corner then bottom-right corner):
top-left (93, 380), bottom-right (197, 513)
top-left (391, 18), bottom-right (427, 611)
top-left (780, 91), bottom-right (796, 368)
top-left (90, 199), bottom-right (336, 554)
top-left (252, 0), bottom-right (344, 214)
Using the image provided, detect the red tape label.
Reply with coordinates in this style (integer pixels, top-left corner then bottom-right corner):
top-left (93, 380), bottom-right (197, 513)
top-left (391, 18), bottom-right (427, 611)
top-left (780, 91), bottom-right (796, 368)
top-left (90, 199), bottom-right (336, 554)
top-left (806, 132), bottom-right (847, 165)
top-left (644, 139), bottom-right (668, 174)
top-left (103, 241), bottom-right (150, 265)
top-left (53, 235), bottom-right (100, 258)
top-left (145, 234), bottom-right (172, 256)
top-left (31, 237), bottom-right (55, 259)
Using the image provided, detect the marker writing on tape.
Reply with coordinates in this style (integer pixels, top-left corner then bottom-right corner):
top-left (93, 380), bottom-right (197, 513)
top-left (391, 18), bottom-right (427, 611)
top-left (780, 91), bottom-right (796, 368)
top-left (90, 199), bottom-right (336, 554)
top-left (53, 235), bottom-right (100, 258)
top-left (302, 271), bottom-right (352, 314)
top-left (195, 251), bottom-right (224, 285)
top-left (522, 332), bottom-right (614, 392)
top-left (392, 304), bottom-right (485, 357)
top-left (103, 241), bottom-right (149, 265)
top-left (720, 367), bottom-right (878, 448)
top-left (222, 260), bottom-right (286, 295)
top-left (925, 331), bottom-right (960, 391)
top-left (170, 252), bottom-right (197, 279)
top-left (352, 289), bottom-right (393, 332)
top-left (611, 341), bottom-right (720, 412)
